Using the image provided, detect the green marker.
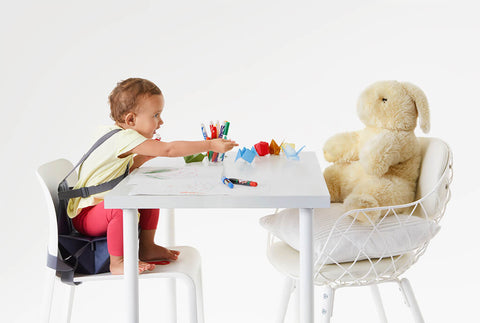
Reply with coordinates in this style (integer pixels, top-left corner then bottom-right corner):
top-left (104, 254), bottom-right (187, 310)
top-left (220, 121), bottom-right (230, 161)
top-left (223, 121), bottom-right (230, 137)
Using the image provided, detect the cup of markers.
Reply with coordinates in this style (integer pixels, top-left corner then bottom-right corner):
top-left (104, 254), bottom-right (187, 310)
top-left (201, 120), bottom-right (230, 164)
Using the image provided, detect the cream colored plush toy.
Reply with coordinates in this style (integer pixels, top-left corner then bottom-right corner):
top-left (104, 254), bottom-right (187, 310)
top-left (323, 80), bottom-right (430, 223)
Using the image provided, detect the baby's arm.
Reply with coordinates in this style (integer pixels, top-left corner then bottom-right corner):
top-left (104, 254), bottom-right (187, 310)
top-left (130, 155), bottom-right (156, 172)
top-left (126, 139), bottom-right (237, 172)
top-left (129, 138), bottom-right (238, 158)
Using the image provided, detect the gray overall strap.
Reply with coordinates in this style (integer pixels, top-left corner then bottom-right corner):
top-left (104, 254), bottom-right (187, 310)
top-left (58, 128), bottom-right (128, 200)
top-left (61, 128), bottom-right (122, 183)
top-left (47, 244), bottom-right (91, 286)
top-left (58, 169), bottom-right (128, 200)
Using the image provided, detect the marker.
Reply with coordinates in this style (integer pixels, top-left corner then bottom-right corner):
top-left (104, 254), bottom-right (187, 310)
top-left (201, 123), bottom-right (208, 140)
top-left (223, 121), bottom-right (230, 137)
top-left (218, 121), bottom-right (226, 139)
top-left (212, 152), bottom-right (218, 162)
top-left (210, 121), bottom-right (217, 139)
top-left (222, 176), bottom-right (234, 189)
top-left (228, 178), bottom-right (258, 187)
top-left (220, 121), bottom-right (230, 161)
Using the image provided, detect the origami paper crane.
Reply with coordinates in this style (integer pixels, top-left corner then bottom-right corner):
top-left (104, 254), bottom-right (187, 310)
top-left (235, 147), bottom-right (258, 163)
top-left (281, 143), bottom-right (306, 160)
top-left (269, 139), bottom-right (281, 155)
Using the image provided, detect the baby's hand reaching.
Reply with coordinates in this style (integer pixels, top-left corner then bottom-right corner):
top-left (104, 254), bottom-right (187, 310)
top-left (210, 138), bottom-right (238, 153)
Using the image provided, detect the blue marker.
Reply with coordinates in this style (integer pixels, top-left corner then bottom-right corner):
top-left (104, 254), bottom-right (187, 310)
top-left (218, 121), bottom-right (226, 139)
top-left (201, 123), bottom-right (208, 140)
top-left (221, 176), bottom-right (234, 189)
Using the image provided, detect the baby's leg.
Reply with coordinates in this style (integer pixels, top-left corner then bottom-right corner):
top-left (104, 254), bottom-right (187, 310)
top-left (73, 203), bottom-right (157, 275)
top-left (139, 229), bottom-right (180, 261)
top-left (138, 209), bottom-right (180, 261)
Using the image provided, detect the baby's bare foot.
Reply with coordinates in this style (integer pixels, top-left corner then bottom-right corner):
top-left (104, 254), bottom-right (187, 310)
top-left (110, 255), bottom-right (156, 275)
top-left (139, 244), bottom-right (180, 262)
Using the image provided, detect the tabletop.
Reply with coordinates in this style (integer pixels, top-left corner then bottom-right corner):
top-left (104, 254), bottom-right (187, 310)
top-left (104, 151), bottom-right (330, 209)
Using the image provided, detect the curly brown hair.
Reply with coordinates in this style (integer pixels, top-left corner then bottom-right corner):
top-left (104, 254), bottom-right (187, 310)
top-left (109, 78), bottom-right (162, 123)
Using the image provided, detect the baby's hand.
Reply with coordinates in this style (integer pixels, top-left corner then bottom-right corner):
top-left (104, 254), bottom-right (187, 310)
top-left (210, 138), bottom-right (238, 153)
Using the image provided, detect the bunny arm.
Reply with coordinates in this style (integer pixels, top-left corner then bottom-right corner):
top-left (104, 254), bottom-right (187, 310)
top-left (323, 131), bottom-right (360, 163)
top-left (359, 131), bottom-right (416, 176)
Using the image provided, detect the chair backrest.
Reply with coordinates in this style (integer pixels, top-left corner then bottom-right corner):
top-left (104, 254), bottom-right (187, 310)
top-left (414, 137), bottom-right (453, 221)
top-left (36, 159), bottom-right (77, 256)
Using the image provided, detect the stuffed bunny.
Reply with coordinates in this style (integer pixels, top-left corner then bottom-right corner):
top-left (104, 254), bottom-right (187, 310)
top-left (323, 80), bottom-right (430, 223)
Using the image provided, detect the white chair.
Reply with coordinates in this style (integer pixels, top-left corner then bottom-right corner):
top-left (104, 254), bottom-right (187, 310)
top-left (37, 159), bottom-right (204, 323)
top-left (261, 137), bottom-right (453, 322)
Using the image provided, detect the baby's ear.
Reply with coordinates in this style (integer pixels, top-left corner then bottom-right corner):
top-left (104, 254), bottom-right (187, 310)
top-left (125, 112), bottom-right (136, 126)
top-left (401, 82), bottom-right (430, 133)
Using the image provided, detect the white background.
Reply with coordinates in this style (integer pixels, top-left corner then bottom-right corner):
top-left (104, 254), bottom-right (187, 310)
top-left (1, 0), bottom-right (479, 322)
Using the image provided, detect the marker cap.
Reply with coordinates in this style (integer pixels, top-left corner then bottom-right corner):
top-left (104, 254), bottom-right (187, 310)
top-left (222, 176), bottom-right (234, 189)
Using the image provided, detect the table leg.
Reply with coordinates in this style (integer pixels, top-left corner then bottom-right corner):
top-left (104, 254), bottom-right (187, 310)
top-left (123, 208), bottom-right (139, 323)
top-left (162, 208), bottom-right (176, 246)
top-left (299, 208), bottom-right (314, 323)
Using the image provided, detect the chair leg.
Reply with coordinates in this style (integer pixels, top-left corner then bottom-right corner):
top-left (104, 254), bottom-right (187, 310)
top-left (164, 279), bottom-right (178, 323)
top-left (370, 284), bottom-right (388, 323)
top-left (42, 268), bottom-right (56, 323)
top-left (319, 285), bottom-right (335, 323)
top-left (66, 285), bottom-right (75, 323)
top-left (276, 277), bottom-right (296, 323)
top-left (398, 278), bottom-right (424, 323)
top-left (183, 276), bottom-right (199, 323)
top-left (194, 267), bottom-right (205, 323)
top-left (291, 279), bottom-right (300, 322)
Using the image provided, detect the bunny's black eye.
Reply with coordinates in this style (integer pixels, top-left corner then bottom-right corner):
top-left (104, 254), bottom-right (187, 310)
top-left (382, 98), bottom-right (388, 103)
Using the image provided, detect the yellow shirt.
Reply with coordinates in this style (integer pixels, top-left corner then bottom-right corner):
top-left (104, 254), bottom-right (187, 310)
top-left (67, 125), bottom-right (147, 218)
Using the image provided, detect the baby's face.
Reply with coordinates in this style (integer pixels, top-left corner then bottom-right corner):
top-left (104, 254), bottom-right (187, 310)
top-left (133, 94), bottom-right (165, 138)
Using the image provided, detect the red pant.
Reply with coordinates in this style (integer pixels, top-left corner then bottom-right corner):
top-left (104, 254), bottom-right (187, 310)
top-left (72, 201), bottom-right (159, 256)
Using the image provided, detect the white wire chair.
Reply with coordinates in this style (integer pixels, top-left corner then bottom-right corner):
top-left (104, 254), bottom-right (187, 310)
top-left (265, 137), bottom-right (453, 322)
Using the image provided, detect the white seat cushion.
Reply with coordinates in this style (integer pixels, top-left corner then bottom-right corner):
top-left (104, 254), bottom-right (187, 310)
top-left (267, 240), bottom-right (416, 284)
top-left (259, 204), bottom-right (440, 265)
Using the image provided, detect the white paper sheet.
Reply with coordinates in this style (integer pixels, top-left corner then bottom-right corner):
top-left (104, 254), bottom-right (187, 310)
top-left (127, 164), bottom-right (228, 195)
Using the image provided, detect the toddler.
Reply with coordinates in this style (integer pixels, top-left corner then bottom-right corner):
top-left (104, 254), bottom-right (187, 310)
top-left (67, 78), bottom-right (237, 274)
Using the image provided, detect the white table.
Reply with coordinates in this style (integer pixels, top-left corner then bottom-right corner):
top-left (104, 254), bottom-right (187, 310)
top-left (104, 151), bottom-right (330, 323)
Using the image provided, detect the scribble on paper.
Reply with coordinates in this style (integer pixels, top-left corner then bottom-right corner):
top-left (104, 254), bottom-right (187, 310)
top-left (128, 165), bottom-right (226, 195)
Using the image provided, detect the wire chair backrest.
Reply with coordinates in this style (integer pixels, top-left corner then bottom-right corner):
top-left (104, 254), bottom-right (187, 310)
top-left (313, 137), bottom-right (453, 287)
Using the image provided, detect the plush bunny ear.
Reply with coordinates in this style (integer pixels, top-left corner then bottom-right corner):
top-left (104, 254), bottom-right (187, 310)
top-left (401, 82), bottom-right (430, 133)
